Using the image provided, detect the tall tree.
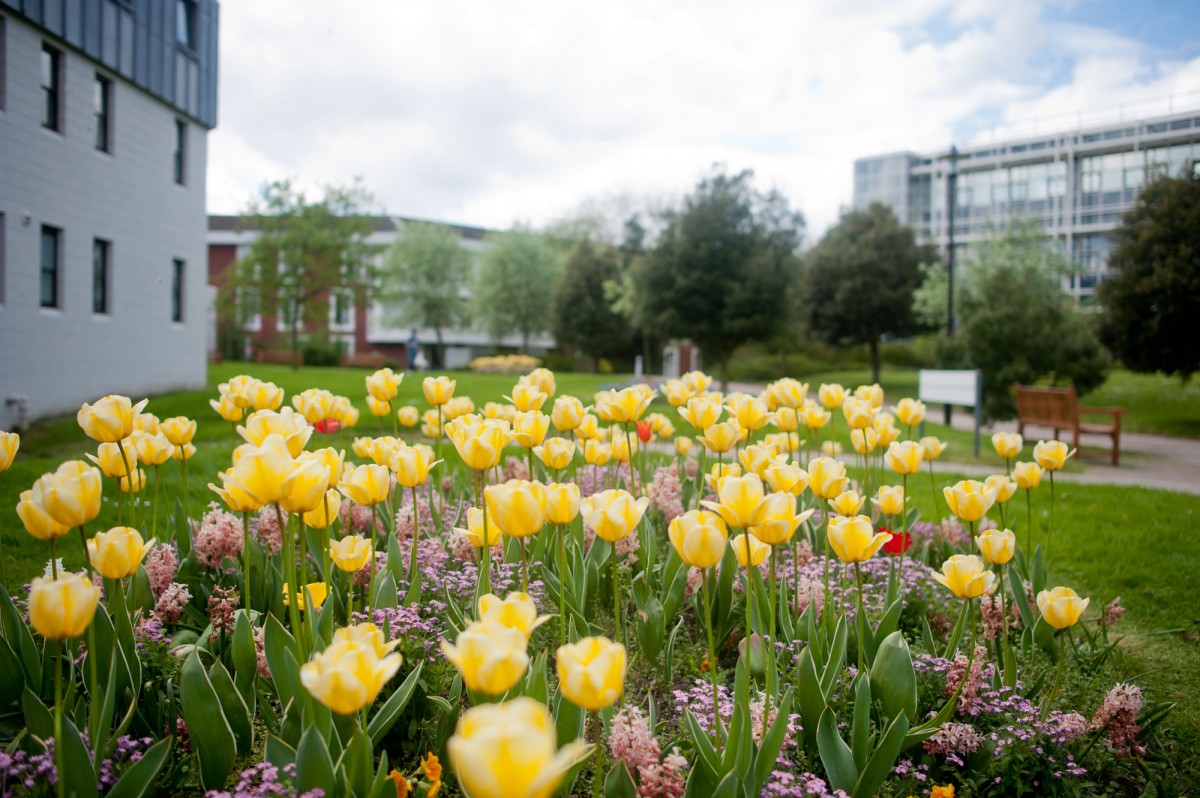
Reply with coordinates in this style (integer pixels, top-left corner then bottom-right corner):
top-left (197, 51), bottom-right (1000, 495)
top-left (1097, 167), bottom-right (1200, 382)
top-left (803, 203), bottom-right (932, 383)
top-left (473, 226), bottom-right (564, 352)
top-left (222, 179), bottom-right (378, 368)
top-left (381, 222), bottom-right (472, 369)
top-left (637, 167), bottom-right (803, 384)
top-left (553, 239), bottom-right (632, 371)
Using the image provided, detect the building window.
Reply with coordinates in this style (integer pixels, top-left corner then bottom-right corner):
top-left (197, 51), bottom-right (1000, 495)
top-left (41, 44), bottom-right (62, 131)
top-left (93, 239), bottom-right (111, 314)
top-left (176, 0), bottom-right (197, 49)
top-left (171, 259), bottom-right (185, 322)
top-left (173, 119), bottom-right (187, 184)
top-left (94, 75), bottom-right (112, 151)
top-left (332, 290), bottom-right (352, 326)
top-left (40, 225), bottom-right (61, 308)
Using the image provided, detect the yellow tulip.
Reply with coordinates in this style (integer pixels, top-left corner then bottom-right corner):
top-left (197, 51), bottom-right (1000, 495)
top-left (423, 376), bottom-right (456, 407)
top-left (485, 480), bottom-right (546, 539)
top-left (583, 439), bottom-right (611, 467)
top-left (521, 367), bottom-right (557, 399)
top-left (171, 443), bottom-right (196, 462)
top-left (855, 383), bottom-right (884, 409)
top-left (88, 440), bottom-right (138, 478)
top-left (509, 411), bottom-right (550, 449)
top-left (842, 397), bottom-right (875, 430)
top-left (119, 469), bottom-right (148, 494)
top-left (351, 437), bottom-right (374, 459)
top-left (726, 394), bottom-right (770, 432)
top-left (533, 438), bottom-right (575, 471)
top-left (704, 463), bottom-right (742, 495)
top-left (749, 492), bottom-right (810, 545)
top-left (595, 386), bottom-right (653, 424)
top-left (682, 370), bottom-right (712, 394)
top-left (580, 489), bottom-right (648, 542)
top-left (895, 398), bottom-right (926, 427)
top-left (16, 486), bottom-right (70, 540)
top-left (455, 507), bottom-right (504, 548)
top-left (920, 436), bottom-right (947, 461)
top-left (339, 464), bottom-right (392, 506)
top-left (396, 405), bottom-right (419, 427)
top-left (130, 431), bottom-right (173, 467)
top-left (765, 462), bottom-right (808, 496)
top-left (556, 636), bottom-right (626, 711)
top-left (77, 395), bottom-right (148, 442)
top-left (943, 479), bottom-right (997, 523)
top-left (209, 475), bottom-right (262, 514)
top-left (1012, 461), bottom-right (1044, 490)
top-left (768, 378), bottom-right (807, 410)
top-left (283, 582), bottom-right (329, 612)
top-left (366, 396), bottom-right (391, 418)
top-left (976, 528), bottom-right (1016, 565)
top-left (440, 621), bottom-right (530, 695)
top-left (984, 474), bottom-right (1017, 504)
top-left (730, 533), bottom-right (769, 567)
top-left (444, 396), bottom-right (476, 422)
top-left (281, 456), bottom-right (331, 514)
top-left (800, 402), bottom-right (832, 430)
top-left (702, 473), bottom-right (765, 529)
top-left (829, 489), bottom-right (866, 517)
top-left (447, 697), bottom-right (592, 798)
top-left (87, 526), bottom-right (155, 579)
top-left (739, 442), bottom-right (784, 479)
top-left (668, 510), bottom-right (728, 569)
top-left (218, 375), bottom-right (257, 409)
top-left (885, 440), bottom-right (924, 475)
top-left (133, 413), bottom-right (160, 435)
top-left (827, 515), bottom-right (892, 563)
top-left (872, 485), bottom-right (905, 517)
top-left (41, 460), bottom-right (103, 528)
top-left (543, 482), bottom-right (581, 526)
top-left (818, 383), bottom-right (846, 409)
top-left (477, 592), bottom-right (551, 640)
top-left (221, 434), bottom-right (294, 507)
top-left (875, 422), bottom-right (901, 447)
top-left (801, 457), bottom-right (849, 500)
top-left (247, 380), bottom-right (284, 411)
top-left (292, 388), bottom-right (336, 425)
top-left (303, 490), bottom-right (342, 529)
top-left (366, 368), bottom-right (404, 403)
top-left (1033, 440), bottom-right (1075, 471)
top-left (679, 396), bottom-right (723, 430)
top-left (335, 621), bottom-right (402, 659)
top-left (160, 416), bottom-right (197, 446)
top-left (392, 446), bottom-right (437, 488)
top-left (300, 633), bottom-right (402, 714)
top-left (992, 432), bottom-right (1024, 459)
top-left (574, 413), bottom-right (601, 440)
top-left (28, 571), bottom-right (101, 640)
top-left (933, 555), bottom-right (996, 599)
top-left (850, 427), bottom-right (880, 455)
top-left (610, 433), bottom-right (637, 464)
top-left (330, 534), bottom-right (372, 572)
top-left (674, 436), bottom-right (693, 457)
top-left (361, 436), bottom-right (401, 467)
top-left (238, 407), bottom-right (313, 457)
top-left (507, 383), bottom-right (548, 413)
top-left (698, 420), bottom-right (741, 454)
top-left (772, 407), bottom-right (799, 433)
top-left (1036, 586), bottom-right (1090, 629)
top-left (547, 395), bottom-right (584, 432)
top-left (661, 380), bottom-right (692, 408)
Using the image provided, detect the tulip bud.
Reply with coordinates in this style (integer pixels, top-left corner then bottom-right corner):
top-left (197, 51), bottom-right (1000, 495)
top-left (1034, 440), bottom-right (1075, 471)
top-left (730, 533), bottom-right (769, 567)
top-left (0, 431), bottom-right (19, 473)
top-left (934, 555), bottom-right (996, 599)
top-left (872, 485), bottom-right (905, 517)
top-left (422, 376), bottom-right (456, 407)
top-left (668, 510), bottom-right (728, 569)
top-left (88, 527), bottom-right (156, 579)
top-left (1037, 586), bottom-right (1089, 629)
top-left (28, 571), bottom-right (101, 639)
top-left (330, 534), bottom-right (372, 572)
top-left (992, 432), bottom-right (1024, 460)
top-left (827, 515), bottom-right (892, 563)
top-left (580, 489), bottom-right (648, 542)
top-left (976, 528), bottom-right (1016, 565)
top-left (555, 636), bottom-right (626, 711)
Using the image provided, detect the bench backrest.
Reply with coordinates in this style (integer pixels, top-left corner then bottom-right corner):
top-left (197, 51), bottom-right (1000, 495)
top-left (1014, 385), bottom-right (1077, 426)
top-left (918, 369), bottom-right (980, 408)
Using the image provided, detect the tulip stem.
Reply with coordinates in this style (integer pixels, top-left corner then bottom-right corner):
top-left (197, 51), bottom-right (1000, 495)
top-left (54, 640), bottom-right (65, 798)
top-left (998, 565), bottom-right (1011, 682)
top-left (822, 499), bottom-right (832, 628)
top-left (701, 568), bottom-right (720, 748)
top-left (1047, 472), bottom-right (1055, 561)
top-left (152, 466), bottom-right (161, 545)
top-left (898, 473), bottom-right (909, 592)
top-left (854, 562), bottom-right (866, 672)
top-left (927, 460), bottom-right (938, 519)
top-left (181, 453), bottom-right (190, 532)
top-left (277, 504), bottom-right (304, 653)
top-left (322, 494), bottom-right (332, 581)
top-left (409, 487), bottom-right (421, 600)
top-left (742, 534), bottom-right (756, 639)
top-left (521, 538), bottom-right (530, 593)
top-left (610, 541), bottom-right (621, 646)
top-left (0, 516), bottom-right (6, 588)
top-left (77, 526), bottom-right (94, 576)
top-left (1025, 489), bottom-right (1034, 557)
top-left (590, 709), bottom-right (604, 798)
top-left (1040, 640), bottom-right (1067, 721)
top-left (765, 546), bottom-right (778, 739)
top-left (558, 524), bottom-right (568, 647)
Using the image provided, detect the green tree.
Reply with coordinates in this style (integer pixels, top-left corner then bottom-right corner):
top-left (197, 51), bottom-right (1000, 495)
top-left (637, 168), bottom-right (803, 384)
top-left (1097, 167), bottom-right (1200, 382)
top-left (803, 203), bottom-right (933, 383)
top-left (222, 179), bottom-right (378, 368)
top-left (380, 222), bottom-right (472, 369)
top-left (552, 239), bottom-right (632, 371)
top-left (473, 226), bottom-right (564, 352)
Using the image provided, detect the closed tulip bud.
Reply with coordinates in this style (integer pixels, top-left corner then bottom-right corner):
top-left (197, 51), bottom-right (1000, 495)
top-left (247, 380), bottom-right (284, 411)
top-left (160, 416), bottom-right (197, 446)
top-left (507, 383), bottom-right (548, 413)
top-left (440, 621), bottom-right (530, 695)
top-left (765, 462), bottom-right (808, 496)
top-left (77, 395), bottom-right (148, 442)
top-left (395, 405), bottom-right (419, 427)
top-left (726, 394), bottom-right (770, 432)
top-left (28, 571), bottom-right (101, 640)
top-left (171, 443), bottom-right (196, 462)
top-left (366, 396), bottom-right (391, 417)
top-left (829, 489), bottom-right (866, 517)
top-left (674, 436), bottom-right (693, 456)
top-left (455, 507), bottom-right (504, 548)
top-left (920, 436), bottom-right (947, 461)
top-left (17, 486), bottom-right (70, 540)
top-left (556, 636), bottom-right (627, 711)
top-left (130, 431), bottom-right (173, 467)
top-left (218, 375), bottom-right (257, 409)
top-left (885, 440), bottom-right (925, 475)
top-left (821, 440), bottom-right (843, 457)
top-left (87, 526), bottom-right (155, 579)
top-left (549, 395), bottom-right (585, 432)
top-left (238, 408), bottom-right (313, 457)
top-left (679, 396), bottom-right (723, 430)
top-left (283, 582), bottom-right (328, 612)
top-left (731, 533), bottom-right (769, 567)
top-left (0, 431), bottom-right (19, 473)
top-left (943, 479), bottom-right (997, 523)
top-left (133, 413), bottom-right (160, 435)
top-left (850, 427), bottom-right (880, 455)
top-left (992, 432), bottom-right (1024, 459)
top-left (1034, 440), bottom-right (1075, 471)
top-left (698, 420), bottom-right (742, 454)
top-left (303, 490), bottom-right (342, 529)
top-left (1012, 461), bottom-right (1044, 490)
top-left (339, 464), bottom-right (391, 506)
top-left (801, 457), bottom-right (849, 500)
top-left (448, 698), bottom-right (592, 798)
top-left (281, 456), bottom-right (331, 514)
top-left (391, 446), bottom-right (437, 488)
top-left (301, 633), bottom-right (402, 714)
top-left (478, 592), bottom-right (551, 640)
top-left (42, 460), bottom-right (103, 528)
top-left (895, 398), bottom-right (926, 427)
top-left (583, 439), bottom-right (611, 467)
top-left (855, 383), bottom-right (884, 409)
top-left (574, 413), bottom-right (601, 440)
top-left (533, 437), bottom-right (575, 471)
top-left (543, 482), bottom-right (581, 526)
top-left (661, 379), bottom-right (692, 407)
top-left (580, 489), bottom-right (648, 542)
top-left (510, 411), bottom-right (550, 449)
top-left (984, 474), bottom-right (1017, 504)
top-left (772, 407), bottom-right (799, 432)
top-left (668, 510), bottom-right (728, 568)
top-left (1037, 586), bottom-right (1090, 629)
top-left (977, 528), bottom-right (1016, 565)
top-left (872, 485), bottom-right (906, 517)
top-left (366, 368), bottom-right (403, 403)
top-left (934, 555), bottom-right (996, 599)
top-left (329, 534), bottom-right (372, 572)
top-left (485, 480), bottom-right (546, 539)
top-left (749, 492), bottom-right (809, 545)
top-left (702, 473), bottom-right (765, 529)
top-left (119, 468), bottom-right (148, 493)
top-left (88, 439), bottom-right (138, 478)
top-left (842, 397), bottom-right (875, 430)
top-left (828, 515), bottom-right (892, 563)
top-left (443, 395), bottom-right (476, 422)
top-left (422, 376), bottom-right (455, 407)
top-left (818, 383), bottom-right (846, 409)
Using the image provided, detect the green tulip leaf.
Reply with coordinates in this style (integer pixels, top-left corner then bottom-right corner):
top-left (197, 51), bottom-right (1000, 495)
top-left (851, 675), bottom-right (872, 771)
top-left (604, 760), bottom-right (637, 798)
top-left (853, 710), bottom-right (910, 798)
top-left (0, 635), bottom-right (24, 707)
top-left (209, 659), bottom-right (254, 756)
top-left (180, 651), bottom-right (237, 791)
top-left (21, 686), bottom-right (53, 742)
top-left (58, 714), bottom-right (99, 798)
top-left (264, 733), bottom-right (297, 770)
top-left (368, 661), bottom-right (424, 746)
top-left (753, 689), bottom-right (794, 793)
top-left (296, 725), bottom-right (337, 797)
top-left (816, 707), bottom-right (857, 794)
top-left (106, 736), bottom-right (171, 798)
top-left (870, 631), bottom-right (918, 722)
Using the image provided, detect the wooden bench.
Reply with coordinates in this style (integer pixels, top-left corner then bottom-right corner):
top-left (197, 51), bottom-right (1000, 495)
top-left (341, 351), bottom-right (387, 369)
top-left (1014, 385), bottom-right (1126, 465)
top-left (255, 349), bottom-right (303, 367)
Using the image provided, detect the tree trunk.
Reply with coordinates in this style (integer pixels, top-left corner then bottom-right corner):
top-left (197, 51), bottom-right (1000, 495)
top-left (719, 356), bottom-right (730, 392)
top-left (290, 304), bottom-right (300, 371)
top-left (435, 326), bottom-right (445, 370)
top-left (522, 330), bottom-right (530, 355)
top-left (642, 331), bottom-right (652, 375)
top-left (869, 337), bottom-right (881, 385)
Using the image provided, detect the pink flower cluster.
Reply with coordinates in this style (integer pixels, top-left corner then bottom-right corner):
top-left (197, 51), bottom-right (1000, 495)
top-left (207, 586), bottom-right (239, 644)
top-left (1090, 683), bottom-right (1145, 757)
top-left (155, 583), bottom-right (191, 622)
top-left (608, 705), bottom-right (687, 798)
top-left (143, 543), bottom-right (178, 597)
top-left (255, 507), bottom-right (287, 555)
top-left (648, 465), bottom-right (684, 523)
top-left (194, 504), bottom-right (244, 569)
top-left (945, 644), bottom-right (987, 714)
top-left (503, 455), bottom-right (530, 481)
top-left (1103, 596), bottom-right (1126, 627)
top-left (923, 721), bottom-right (984, 764)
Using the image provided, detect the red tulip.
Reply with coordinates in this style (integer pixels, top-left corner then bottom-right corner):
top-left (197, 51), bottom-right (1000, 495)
top-left (880, 528), bottom-right (912, 555)
top-left (636, 421), bottom-right (653, 443)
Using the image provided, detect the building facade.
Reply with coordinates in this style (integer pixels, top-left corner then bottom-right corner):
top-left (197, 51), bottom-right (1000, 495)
top-left (852, 109), bottom-right (1200, 301)
top-left (207, 215), bottom-right (556, 370)
top-left (0, 0), bottom-right (218, 430)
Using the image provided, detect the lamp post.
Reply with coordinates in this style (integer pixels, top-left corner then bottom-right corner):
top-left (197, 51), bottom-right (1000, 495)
top-left (944, 145), bottom-right (959, 427)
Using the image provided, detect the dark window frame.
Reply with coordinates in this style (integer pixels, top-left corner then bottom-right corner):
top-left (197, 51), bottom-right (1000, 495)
top-left (40, 225), bottom-right (62, 308)
top-left (94, 74), bottom-right (113, 152)
top-left (92, 238), bottom-right (111, 314)
top-left (171, 258), bottom-right (185, 322)
top-left (173, 119), bottom-right (187, 184)
top-left (176, 0), bottom-right (197, 49)
top-left (41, 43), bottom-right (62, 131)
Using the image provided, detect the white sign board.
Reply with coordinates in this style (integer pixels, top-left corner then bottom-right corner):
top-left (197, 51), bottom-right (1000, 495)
top-left (918, 370), bottom-right (980, 407)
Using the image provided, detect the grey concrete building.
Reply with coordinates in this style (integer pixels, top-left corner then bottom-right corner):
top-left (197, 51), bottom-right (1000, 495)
top-left (0, 0), bottom-right (218, 429)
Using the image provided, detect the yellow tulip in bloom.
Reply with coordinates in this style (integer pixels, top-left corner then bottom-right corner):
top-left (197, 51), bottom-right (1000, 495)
top-left (17, 487), bottom-right (70, 540)
top-left (507, 383), bottom-right (548, 413)
top-left (674, 436), bottom-right (693, 457)
top-left (543, 482), bottom-right (581, 526)
top-left (895, 398), bottom-right (926, 427)
top-left (238, 408), bottom-right (313, 457)
top-left (668, 510), bottom-right (728, 568)
top-left (698, 420), bottom-right (741, 454)
top-left (533, 437), bottom-right (575, 471)
top-left (485, 480), bottom-right (547, 539)
top-left (920, 436), bottom-right (947, 461)
top-left (220, 434), bottom-right (294, 507)
top-left (850, 427), bottom-right (880, 455)
top-left (209, 474), bottom-right (264, 514)
top-left (800, 402), bottom-right (832, 430)
top-left (300, 629), bottom-right (402, 714)
top-left (440, 621), bottom-right (530, 695)
top-left (283, 582), bottom-right (329, 611)
top-left (41, 460), bottom-right (104, 528)
top-left (160, 416), bottom-right (197, 446)
top-left (768, 377), bottom-right (808, 410)
top-left (88, 440), bottom-right (138, 478)
top-left (87, 526), bottom-right (155, 579)
top-left (366, 368), bottom-right (404, 403)
top-left (510, 411), bottom-right (550, 449)
top-left (772, 407), bottom-right (799, 433)
top-left (704, 463), bottom-right (742, 495)
top-left (976, 528), bottom-right (1016, 565)
top-left (334, 621), bottom-right (402, 659)
top-left (841, 397), bottom-right (875, 430)
top-left (366, 396), bottom-right (391, 418)
top-left (423, 376), bottom-right (456, 407)
top-left (765, 462), bottom-right (808, 496)
top-left (352, 437), bottom-right (374, 459)
top-left (749, 492), bottom-right (811, 545)
top-left (130, 431), bottom-right (173, 467)
top-left (821, 441), bottom-right (843, 457)
top-left (801, 457), bottom-right (849, 500)
top-left (28, 571), bottom-right (101, 640)
top-left (596, 386), bottom-right (654, 424)
top-left (827, 515), bottom-right (892, 563)
top-left (477, 592), bottom-right (551, 640)
top-left (829, 489), bottom-right (866, 517)
top-left (1037, 586), bottom-right (1090, 629)
top-left (574, 413), bottom-right (601, 440)
top-left (218, 375), bottom-right (257, 409)
top-left (329, 534), bottom-right (372, 572)
top-left (872, 485), bottom-right (905, 517)
top-left (984, 474), bottom-right (1017, 504)
top-left (303, 490), bottom-right (342, 529)
top-left (874, 421), bottom-right (901, 447)
top-left (292, 388), bottom-right (337, 425)
top-left (392, 446), bottom-right (438, 488)
top-left (726, 394), bottom-right (770, 432)
top-left (133, 413), bottom-right (160, 435)
top-left (521, 367), bottom-right (557, 399)
top-left (884, 440), bottom-right (925, 475)
top-left (443, 395), bottom-right (476, 422)
top-left (556, 636), bottom-right (627, 711)
top-left (661, 379), bottom-right (691, 407)
top-left (992, 432), bottom-right (1024, 459)
top-left (933, 555), bottom-right (996, 599)
top-left (119, 469), bottom-right (148, 494)
top-left (610, 432), bottom-right (637, 464)
top-left (395, 405), bottom-right (420, 427)
top-left (583, 439), bottom-right (611, 467)
top-left (1012, 461), bottom-right (1044, 490)
top-left (702, 473), bottom-right (765, 529)
top-left (447, 697), bottom-right (592, 798)
top-left (681, 370), bottom-right (712, 394)
top-left (339, 464), bottom-right (392, 506)
top-left (171, 443), bottom-right (196, 462)
top-left (77, 395), bottom-right (148, 442)
top-left (455, 507), bottom-right (504, 548)
top-left (247, 380), bottom-right (284, 411)
top-left (739, 442), bottom-right (785, 479)
top-left (679, 395), bottom-right (723, 430)
top-left (818, 383), bottom-right (846, 409)
top-left (280, 456), bottom-right (332, 514)
top-left (550, 395), bottom-right (585, 432)
top-left (362, 436), bottom-right (401, 466)
top-left (580, 489), bottom-right (649, 542)
top-left (855, 383), bottom-right (884, 409)
top-left (943, 479), bottom-right (997, 523)
top-left (730, 533), bottom-right (769, 567)
top-left (1033, 440), bottom-right (1075, 471)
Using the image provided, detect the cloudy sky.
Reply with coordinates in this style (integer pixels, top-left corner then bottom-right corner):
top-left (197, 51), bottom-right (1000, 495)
top-left (208, 0), bottom-right (1200, 239)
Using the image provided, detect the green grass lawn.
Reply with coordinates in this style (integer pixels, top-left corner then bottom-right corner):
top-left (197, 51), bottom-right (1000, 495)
top-left (1079, 370), bottom-right (1200, 438)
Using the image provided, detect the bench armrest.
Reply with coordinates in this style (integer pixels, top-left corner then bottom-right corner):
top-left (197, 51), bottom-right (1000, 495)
top-left (1077, 405), bottom-right (1127, 416)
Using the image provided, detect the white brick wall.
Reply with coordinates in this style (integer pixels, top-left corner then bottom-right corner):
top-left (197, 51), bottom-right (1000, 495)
top-left (0, 15), bottom-right (209, 429)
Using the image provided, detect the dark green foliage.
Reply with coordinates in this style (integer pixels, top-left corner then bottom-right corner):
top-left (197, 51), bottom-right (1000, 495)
top-left (553, 240), bottom-right (634, 370)
top-left (473, 226), bottom-right (564, 352)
